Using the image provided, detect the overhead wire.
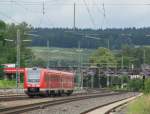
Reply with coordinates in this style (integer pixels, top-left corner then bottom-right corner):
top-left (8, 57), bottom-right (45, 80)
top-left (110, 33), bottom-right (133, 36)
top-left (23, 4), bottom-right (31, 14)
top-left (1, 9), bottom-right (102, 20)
top-left (38, 0), bottom-right (45, 27)
top-left (0, 0), bottom-right (54, 27)
top-left (42, 0), bottom-right (45, 16)
top-left (94, 0), bottom-right (105, 17)
top-left (83, 0), bottom-right (96, 28)
top-left (0, 11), bottom-right (19, 24)
top-left (1, 0), bottom-right (150, 28)
top-left (37, 0), bottom-right (54, 28)
top-left (45, 14), bottom-right (54, 27)
top-left (1, 1), bottom-right (150, 6)
top-left (92, 0), bottom-right (106, 29)
top-left (38, 14), bottom-right (44, 27)
top-left (100, 3), bottom-right (106, 29)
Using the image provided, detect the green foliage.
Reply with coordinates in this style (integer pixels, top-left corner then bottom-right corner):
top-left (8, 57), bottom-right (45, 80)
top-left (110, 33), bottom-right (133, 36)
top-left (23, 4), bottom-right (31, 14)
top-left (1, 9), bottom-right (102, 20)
top-left (0, 20), bottom-right (6, 46)
top-left (0, 80), bottom-right (23, 88)
top-left (0, 20), bottom-right (6, 30)
top-left (144, 79), bottom-right (150, 94)
top-left (32, 28), bottom-right (150, 49)
top-left (128, 79), bottom-right (143, 91)
top-left (108, 76), bottom-right (130, 90)
top-left (32, 58), bottom-right (46, 68)
top-left (0, 69), bottom-right (4, 79)
top-left (115, 45), bottom-right (150, 68)
top-left (127, 95), bottom-right (150, 114)
top-left (0, 21), bottom-right (33, 68)
top-left (111, 76), bottom-right (121, 85)
top-left (30, 47), bottom-right (93, 67)
top-left (90, 48), bottom-right (117, 67)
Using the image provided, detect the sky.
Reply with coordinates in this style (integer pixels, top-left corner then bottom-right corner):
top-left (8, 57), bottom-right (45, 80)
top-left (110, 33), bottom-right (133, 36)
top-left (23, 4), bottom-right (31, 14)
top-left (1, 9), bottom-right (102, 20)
top-left (0, 0), bottom-right (150, 29)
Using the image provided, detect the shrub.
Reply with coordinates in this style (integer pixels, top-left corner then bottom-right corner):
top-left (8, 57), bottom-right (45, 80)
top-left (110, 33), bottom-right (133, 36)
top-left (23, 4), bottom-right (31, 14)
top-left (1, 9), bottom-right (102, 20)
top-left (144, 79), bottom-right (150, 94)
top-left (128, 79), bottom-right (143, 91)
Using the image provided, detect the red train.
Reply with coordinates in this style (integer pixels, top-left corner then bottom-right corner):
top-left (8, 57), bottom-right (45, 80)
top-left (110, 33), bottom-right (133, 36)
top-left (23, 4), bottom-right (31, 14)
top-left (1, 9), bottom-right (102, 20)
top-left (24, 68), bottom-right (74, 97)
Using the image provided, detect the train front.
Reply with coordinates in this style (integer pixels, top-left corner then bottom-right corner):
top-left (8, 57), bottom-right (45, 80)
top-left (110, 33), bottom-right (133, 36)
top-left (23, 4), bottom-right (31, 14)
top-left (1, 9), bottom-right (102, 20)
top-left (24, 68), bottom-right (41, 97)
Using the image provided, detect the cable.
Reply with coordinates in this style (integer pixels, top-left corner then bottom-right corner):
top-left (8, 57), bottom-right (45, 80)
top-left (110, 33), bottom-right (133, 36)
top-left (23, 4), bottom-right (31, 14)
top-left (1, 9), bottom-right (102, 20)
top-left (38, 14), bottom-right (44, 27)
top-left (95, 0), bottom-right (105, 17)
top-left (37, 0), bottom-right (54, 28)
top-left (1, 1), bottom-right (150, 6)
top-left (91, 0), bottom-right (106, 29)
top-left (83, 0), bottom-right (96, 28)
top-left (0, 11), bottom-right (19, 24)
top-left (38, 0), bottom-right (45, 27)
top-left (100, 3), bottom-right (106, 29)
top-left (45, 14), bottom-right (54, 27)
top-left (43, 0), bottom-right (45, 15)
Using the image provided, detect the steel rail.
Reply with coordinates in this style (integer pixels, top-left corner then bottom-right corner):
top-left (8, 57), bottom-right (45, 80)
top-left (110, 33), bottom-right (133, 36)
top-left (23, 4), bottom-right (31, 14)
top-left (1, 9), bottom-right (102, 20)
top-left (0, 92), bottom-right (125, 114)
top-left (0, 94), bottom-right (28, 102)
top-left (80, 94), bottom-right (138, 114)
top-left (0, 88), bottom-right (111, 102)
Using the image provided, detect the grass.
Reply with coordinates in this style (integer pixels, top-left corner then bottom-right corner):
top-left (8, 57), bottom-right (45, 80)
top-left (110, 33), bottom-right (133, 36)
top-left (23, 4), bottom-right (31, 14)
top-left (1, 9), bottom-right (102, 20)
top-left (29, 47), bottom-right (94, 64)
top-left (127, 95), bottom-right (150, 114)
top-left (0, 80), bottom-right (23, 89)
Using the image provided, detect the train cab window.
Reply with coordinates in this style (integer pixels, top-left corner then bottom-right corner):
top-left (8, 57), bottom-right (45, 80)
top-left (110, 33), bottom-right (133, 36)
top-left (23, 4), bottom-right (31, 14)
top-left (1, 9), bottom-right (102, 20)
top-left (27, 68), bottom-right (41, 83)
top-left (28, 79), bottom-right (39, 83)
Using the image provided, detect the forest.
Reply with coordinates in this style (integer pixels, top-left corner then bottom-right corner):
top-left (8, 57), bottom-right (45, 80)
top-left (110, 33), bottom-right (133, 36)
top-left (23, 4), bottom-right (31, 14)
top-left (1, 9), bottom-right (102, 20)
top-left (32, 27), bottom-right (150, 49)
top-left (1, 20), bottom-right (150, 70)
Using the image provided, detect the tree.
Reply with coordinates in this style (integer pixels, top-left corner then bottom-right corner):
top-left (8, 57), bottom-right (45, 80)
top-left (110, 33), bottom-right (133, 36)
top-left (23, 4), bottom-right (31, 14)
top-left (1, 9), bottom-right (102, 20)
top-left (5, 22), bottom-right (33, 67)
top-left (0, 20), bottom-right (6, 45)
top-left (0, 21), bottom-right (33, 68)
top-left (144, 79), bottom-right (150, 94)
top-left (0, 20), bottom-right (6, 77)
top-left (118, 46), bottom-right (150, 68)
top-left (128, 79), bottom-right (143, 91)
top-left (89, 48), bottom-right (117, 68)
top-left (32, 58), bottom-right (46, 68)
top-left (0, 20), bottom-right (6, 29)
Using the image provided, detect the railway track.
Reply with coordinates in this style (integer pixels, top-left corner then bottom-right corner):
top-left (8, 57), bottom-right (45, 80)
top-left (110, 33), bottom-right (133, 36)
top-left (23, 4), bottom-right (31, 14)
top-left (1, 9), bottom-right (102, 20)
top-left (0, 92), bottom-right (126, 114)
top-left (81, 93), bottom-right (141, 114)
top-left (81, 96), bottom-right (133, 114)
top-left (0, 88), bottom-right (111, 102)
top-left (0, 95), bottom-right (28, 102)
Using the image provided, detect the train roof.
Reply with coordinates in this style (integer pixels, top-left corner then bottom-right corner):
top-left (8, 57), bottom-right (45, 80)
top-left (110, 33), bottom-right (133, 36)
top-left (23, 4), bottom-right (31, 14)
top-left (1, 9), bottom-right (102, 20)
top-left (46, 69), bottom-right (74, 75)
top-left (25, 67), bottom-right (74, 76)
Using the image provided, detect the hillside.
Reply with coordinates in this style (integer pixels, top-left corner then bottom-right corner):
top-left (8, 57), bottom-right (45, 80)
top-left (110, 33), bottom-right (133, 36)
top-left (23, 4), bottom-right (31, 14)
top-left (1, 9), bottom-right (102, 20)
top-left (30, 47), bottom-right (94, 67)
top-left (31, 28), bottom-right (150, 49)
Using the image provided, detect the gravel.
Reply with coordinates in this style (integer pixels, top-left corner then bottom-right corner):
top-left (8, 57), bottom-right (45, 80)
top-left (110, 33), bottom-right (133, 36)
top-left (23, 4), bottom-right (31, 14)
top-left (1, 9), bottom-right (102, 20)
top-left (112, 105), bottom-right (128, 114)
top-left (0, 89), bottom-right (24, 95)
top-left (23, 92), bottom-right (138, 114)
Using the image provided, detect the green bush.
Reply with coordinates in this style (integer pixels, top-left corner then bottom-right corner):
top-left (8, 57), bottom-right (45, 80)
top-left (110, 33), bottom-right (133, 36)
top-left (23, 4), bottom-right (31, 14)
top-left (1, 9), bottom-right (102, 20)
top-left (144, 79), bottom-right (150, 94)
top-left (128, 79), bottom-right (143, 91)
top-left (0, 69), bottom-right (4, 79)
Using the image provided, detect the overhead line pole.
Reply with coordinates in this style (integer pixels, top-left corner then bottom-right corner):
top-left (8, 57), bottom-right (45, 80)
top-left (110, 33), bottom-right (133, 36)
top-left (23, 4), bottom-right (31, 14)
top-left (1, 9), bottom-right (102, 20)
top-left (73, 2), bottom-right (76, 31)
top-left (47, 40), bottom-right (50, 69)
top-left (143, 48), bottom-right (146, 64)
top-left (121, 55), bottom-right (124, 69)
top-left (5, 31), bottom-right (33, 93)
top-left (73, 2), bottom-right (83, 89)
top-left (16, 29), bottom-right (20, 91)
top-left (107, 39), bottom-right (110, 49)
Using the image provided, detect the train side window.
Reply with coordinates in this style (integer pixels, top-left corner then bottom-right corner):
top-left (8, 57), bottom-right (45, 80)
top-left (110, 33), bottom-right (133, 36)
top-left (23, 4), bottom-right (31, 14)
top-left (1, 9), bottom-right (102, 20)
top-left (51, 76), bottom-right (59, 81)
